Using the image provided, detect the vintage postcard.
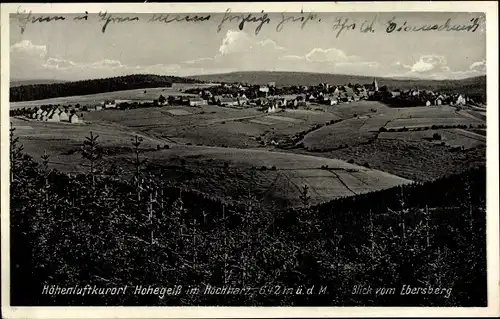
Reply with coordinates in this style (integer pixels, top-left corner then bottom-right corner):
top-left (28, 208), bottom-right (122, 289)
top-left (1, 1), bottom-right (499, 318)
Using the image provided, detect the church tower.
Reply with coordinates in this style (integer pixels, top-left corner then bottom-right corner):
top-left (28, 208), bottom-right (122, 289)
top-left (372, 78), bottom-right (379, 92)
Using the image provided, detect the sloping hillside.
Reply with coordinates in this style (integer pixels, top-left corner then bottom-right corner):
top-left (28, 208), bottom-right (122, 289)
top-left (189, 71), bottom-right (486, 102)
top-left (9, 74), bottom-right (203, 102)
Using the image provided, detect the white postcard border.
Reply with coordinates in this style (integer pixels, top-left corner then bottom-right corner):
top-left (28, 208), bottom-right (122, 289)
top-left (1, 2), bottom-right (498, 318)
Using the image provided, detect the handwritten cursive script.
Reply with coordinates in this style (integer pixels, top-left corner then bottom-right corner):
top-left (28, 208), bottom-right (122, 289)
top-left (217, 9), bottom-right (271, 35)
top-left (12, 8), bottom-right (484, 39)
top-left (99, 11), bottom-right (139, 33)
top-left (276, 11), bottom-right (320, 32)
top-left (149, 13), bottom-right (211, 24)
top-left (386, 17), bottom-right (481, 33)
top-left (332, 17), bottom-right (356, 38)
top-left (16, 7), bottom-right (66, 34)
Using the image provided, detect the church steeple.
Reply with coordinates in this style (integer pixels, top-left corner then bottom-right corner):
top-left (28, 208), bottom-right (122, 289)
top-left (372, 78), bottom-right (379, 92)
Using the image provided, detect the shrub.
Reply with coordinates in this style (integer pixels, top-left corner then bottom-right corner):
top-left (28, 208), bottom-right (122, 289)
top-left (363, 162), bottom-right (371, 168)
top-left (347, 159), bottom-right (355, 164)
top-left (379, 127), bottom-right (387, 132)
top-left (433, 133), bottom-right (442, 140)
top-left (163, 145), bottom-right (170, 149)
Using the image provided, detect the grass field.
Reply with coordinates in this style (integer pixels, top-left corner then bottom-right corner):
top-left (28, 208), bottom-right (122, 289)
top-left (110, 145), bottom-right (413, 206)
top-left (379, 128), bottom-right (486, 149)
top-left (293, 139), bottom-right (486, 182)
top-left (10, 97), bottom-right (486, 205)
top-left (300, 103), bottom-right (485, 151)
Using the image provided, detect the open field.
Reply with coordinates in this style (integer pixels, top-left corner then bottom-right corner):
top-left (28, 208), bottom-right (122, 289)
top-left (386, 117), bottom-right (482, 129)
top-left (81, 105), bottom-right (340, 148)
top-left (110, 145), bottom-right (413, 206)
top-left (9, 84), bottom-right (217, 109)
top-left (292, 139), bottom-right (486, 182)
top-left (10, 97), bottom-right (486, 204)
top-left (379, 128), bottom-right (486, 149)
top-left (10, 116), bottom-right (411, 206)
top-left (301, 103), bottom-right (485, 151)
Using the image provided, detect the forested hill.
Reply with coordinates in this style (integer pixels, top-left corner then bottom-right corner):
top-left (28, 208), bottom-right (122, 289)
top-left (9, 74), bottom-right (204, 102)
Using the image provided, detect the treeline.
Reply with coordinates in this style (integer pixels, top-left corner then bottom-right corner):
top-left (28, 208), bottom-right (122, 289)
top-left (10, 128), bottom-right (486, 306)
top-left (9, 74), bottom-right (202, 102)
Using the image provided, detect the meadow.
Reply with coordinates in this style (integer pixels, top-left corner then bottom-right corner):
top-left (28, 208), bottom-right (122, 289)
top-left (10, 97), bottom-right (486, 206)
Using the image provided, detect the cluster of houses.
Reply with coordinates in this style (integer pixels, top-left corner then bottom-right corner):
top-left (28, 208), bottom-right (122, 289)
top-left (182, 79), bottom-right (381, 111)
top-left (23, 100), bottom-right (122, 124)
top-left (29, 106), bottom-right (80, 123)
top-left (396, 90), bottom-right (470, 106)
top-left (17, 79), bottom-right (475, 122)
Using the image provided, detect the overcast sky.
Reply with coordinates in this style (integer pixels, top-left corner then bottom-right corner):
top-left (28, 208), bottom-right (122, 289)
top-left (10, 11), bottom-right (486, 81)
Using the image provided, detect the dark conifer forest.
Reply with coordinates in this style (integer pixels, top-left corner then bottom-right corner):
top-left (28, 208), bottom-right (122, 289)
top-left (9, 127), bottom-right (487, 306)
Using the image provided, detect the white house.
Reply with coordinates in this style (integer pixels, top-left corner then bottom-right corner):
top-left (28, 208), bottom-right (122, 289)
top-left (456, 95), bottom-right (466, 105)
top-left (219, 97), bottom-right (239, 107)
top-left (104, 100), bottom-right (117, 108)
top-left (188, 97), bottom-right (208, 107)
top-left (267, 105), bottom-right (279, 113)
top-left (426, 100), bottom-right (431, 106)
top-left (259, 86), bottom-right (269, 94)
top-left (47, 112), bottom-right (60, 122)
top-left (59, 111), bottom-right (69, 121)
top-left (70, 114), bottom-right (80, 123)
top-left (237, 97), bottom-right (249, 106)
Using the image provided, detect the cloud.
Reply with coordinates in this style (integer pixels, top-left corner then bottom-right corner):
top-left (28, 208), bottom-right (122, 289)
top-left (179, 30), bottom-right (289, 73)
top-left (305, 48), bottom-right (350, 63)
top-left (469, 59), bottom-right (486, 73)
top-left (218, 30), bottom-right (253, 55)
top-left (406, 55), bottom-right (448, 73)
top-left (217, 30), bottom-right (286, 57)
top-left (182, 57), bottom-right (214, 65)
top-left (42, 58), bottom-right (76, 70)
top-left (388, 56), bottom-right (486, 80)
top-left (10, 40), bottom-right (47, 57)
top-left (90, 59), bottom-right (124, 69)
top-left (10, 39), bottom-right (186, 80)
top-left (279, 55), bottom-right (305, 61)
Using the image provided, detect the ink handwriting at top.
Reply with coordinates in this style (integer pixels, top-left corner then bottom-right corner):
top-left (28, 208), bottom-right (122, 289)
top-left (149, 13), bottom-right (211, 24)
top-left (99, 11), bottom-right (139, 33)
top-left (217, 9), bottom-right (271, 35)
top-left (385, 17), bottom-right (481, 33)
top-left (276, 11), bottom-right (319, 32)
top-left (332, 17), bottom-right (356, 38)
top-left (16, 7), bottom-right (66, 34)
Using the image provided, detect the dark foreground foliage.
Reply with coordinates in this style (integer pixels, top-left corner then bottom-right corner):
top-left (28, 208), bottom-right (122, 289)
top-left (10, 129), bottom-right (486, 306)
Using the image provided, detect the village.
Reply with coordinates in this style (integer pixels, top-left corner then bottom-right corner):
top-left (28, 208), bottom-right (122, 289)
top-left (10, 78), bottom-right (481, 125)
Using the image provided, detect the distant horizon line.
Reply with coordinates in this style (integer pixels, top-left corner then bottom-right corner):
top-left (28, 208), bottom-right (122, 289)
top-left (11, 71), bottom-right (487, 84)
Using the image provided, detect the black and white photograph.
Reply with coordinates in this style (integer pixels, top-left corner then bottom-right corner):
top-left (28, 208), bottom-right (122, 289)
top-left (1, 2), bottom-right (499, 318)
